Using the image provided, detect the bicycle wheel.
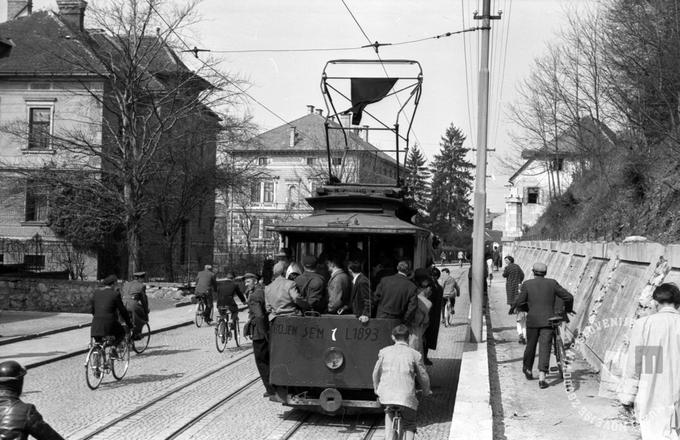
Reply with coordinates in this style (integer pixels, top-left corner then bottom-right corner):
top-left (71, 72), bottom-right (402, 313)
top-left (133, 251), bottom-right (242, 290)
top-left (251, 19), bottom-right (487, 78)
top-left (195, 301), bottom-right (205, 327)
top-left (111, 341), bottom-right (130, 380)
top-left (215, 319), bottom-right (228, 353)
top-left (231, 319), bottom-right (240, 348)
top-left (554, 331), bottom-right (567, 379)
top-left (85, 345), bottom-right (104, 390)
top-left (132, 322), bottom-right (150, 354)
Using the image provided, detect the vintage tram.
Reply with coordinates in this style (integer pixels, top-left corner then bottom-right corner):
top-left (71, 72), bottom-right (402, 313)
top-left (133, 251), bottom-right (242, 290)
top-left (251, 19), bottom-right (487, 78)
top-left (269, 184), bottom-right (434, 413)
top-left (266, 59), bottom-right (434, 414)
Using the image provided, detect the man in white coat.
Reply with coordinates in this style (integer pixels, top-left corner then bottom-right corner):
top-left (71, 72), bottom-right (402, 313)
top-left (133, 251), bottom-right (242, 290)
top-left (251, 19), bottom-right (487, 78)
top-left (619, 283), bottom-right (680, 439)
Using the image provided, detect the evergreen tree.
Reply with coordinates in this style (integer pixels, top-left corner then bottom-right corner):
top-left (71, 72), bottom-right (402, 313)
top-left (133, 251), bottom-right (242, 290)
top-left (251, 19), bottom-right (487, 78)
top-left (404, 144), bottom-right (431, 224)
top-left (427, 124), bottom-right (474, 240)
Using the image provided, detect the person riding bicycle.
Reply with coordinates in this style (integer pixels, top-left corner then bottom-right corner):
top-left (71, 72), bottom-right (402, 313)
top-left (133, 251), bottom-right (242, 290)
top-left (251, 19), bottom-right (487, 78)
top-left (439, 268), bottom-right (459, 324)
top-left (121, 271), bottom-right (150, 340)
top-left (0, 360), bottom-right (65, 440)
top-left (373, 324), bottom-right (432, 440)
top-left (91, 275), bottom-right (132, 357)
top-left (216, 271), bottom-right (247, 330)
top-left (195, 265), bottom-right (217, 324)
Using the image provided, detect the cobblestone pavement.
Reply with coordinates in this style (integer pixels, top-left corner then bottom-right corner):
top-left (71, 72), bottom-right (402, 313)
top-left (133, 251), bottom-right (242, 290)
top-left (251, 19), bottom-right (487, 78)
top-left (18, 269), bottom-right (469, 440)
top-left (486, 271), bottom-right (640, 440)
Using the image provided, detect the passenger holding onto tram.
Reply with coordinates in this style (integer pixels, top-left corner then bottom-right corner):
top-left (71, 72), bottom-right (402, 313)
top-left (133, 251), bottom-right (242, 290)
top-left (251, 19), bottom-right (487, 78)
top-left (265, 261), bottom-right (309, 320)
top-left (327, 255), bottom-right (352, 314)
top-left (374, 260), bottom-right (418, 324)
top-left (244, 273), bottom-right (275, 398)
top-left (294, 255), bottom-right (328, 314)
top-left (121, 271), bottom-right (150, 340)
top-left (373, 324), bottom-right (432, 440)
top-left (347, 260), bottom-right (372, 322)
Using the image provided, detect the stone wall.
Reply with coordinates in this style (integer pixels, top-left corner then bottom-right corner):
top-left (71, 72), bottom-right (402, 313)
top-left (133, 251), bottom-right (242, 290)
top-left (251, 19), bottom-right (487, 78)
top-left (507, 239), bottom-right (680, 389)
top-left (0, 277), bottom-right (97, 312)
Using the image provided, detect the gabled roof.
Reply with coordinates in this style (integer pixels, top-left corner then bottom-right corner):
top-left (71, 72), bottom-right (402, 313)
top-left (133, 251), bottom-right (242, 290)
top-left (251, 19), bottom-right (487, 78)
top-left (521, 116), bottom-right (616, 160)
top-left (0, 11), bottom-right (106, 76)
top-left (236, 113), bottom-right (396, 164)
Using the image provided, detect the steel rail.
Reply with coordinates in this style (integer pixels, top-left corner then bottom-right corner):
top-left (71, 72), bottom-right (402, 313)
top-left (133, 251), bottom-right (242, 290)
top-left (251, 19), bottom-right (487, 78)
top-left (77, 349), bottom-right (253, 440)
top-left (164, 375), bottom-right (261, 439)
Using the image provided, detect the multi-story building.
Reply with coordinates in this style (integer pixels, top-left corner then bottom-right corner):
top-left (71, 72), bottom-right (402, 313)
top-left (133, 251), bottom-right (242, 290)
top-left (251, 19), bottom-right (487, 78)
top-left (215, 105), bottom-right (398, 269)
top-left (0, 0), bottom-right (216, 279)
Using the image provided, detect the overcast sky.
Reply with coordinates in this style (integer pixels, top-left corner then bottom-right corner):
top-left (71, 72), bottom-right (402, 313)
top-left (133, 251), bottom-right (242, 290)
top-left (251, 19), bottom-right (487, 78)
top-left (35, 0), bottom-right (594, 211)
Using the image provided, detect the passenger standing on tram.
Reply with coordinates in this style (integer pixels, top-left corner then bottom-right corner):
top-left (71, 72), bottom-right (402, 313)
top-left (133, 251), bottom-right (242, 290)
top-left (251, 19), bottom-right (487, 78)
top-left (244, 273), bottom-right (274, 398)
top-left (121, 271), bottom-right (150, 340)
top-left (294, 256), bottom-right (327, 314)
top-left (374, 260), bottom-right (418, 325)
top-left (423, 267), bottom-right (443, 366)
top-left (265, 261), bottom-right (308, 319)
top-left (347, 260), bottom-right (371, 322)
top-left (327, 256), bottom-right (352, 314)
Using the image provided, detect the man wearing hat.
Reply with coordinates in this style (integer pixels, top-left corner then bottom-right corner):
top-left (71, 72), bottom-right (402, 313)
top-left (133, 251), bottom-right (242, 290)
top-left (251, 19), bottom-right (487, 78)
top-left (91, 275), bottom-right (132, 354)
top-left (216, 271), bottom-right (247, 331)
top-left (514, 262), bottom-right (574, 389)
top-left (121, 271), bottom-right (150, 340)
top-left (244, 273), bottom-right (275, 397)
top-left (0, 360), bottom-right (64, 439)
top-left (294, 255), bottom-right (327, 314)
top-left (195, 265), bottom-right (217, 324)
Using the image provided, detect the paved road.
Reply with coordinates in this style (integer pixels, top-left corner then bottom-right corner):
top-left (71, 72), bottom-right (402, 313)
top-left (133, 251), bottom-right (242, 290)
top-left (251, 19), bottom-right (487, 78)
top-left (9, 267), bottom-right (469, 440)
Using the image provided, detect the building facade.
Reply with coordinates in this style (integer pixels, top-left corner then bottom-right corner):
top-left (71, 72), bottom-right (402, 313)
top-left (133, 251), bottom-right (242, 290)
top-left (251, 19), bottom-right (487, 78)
top-left (215, 105), bottom-right (398, 270)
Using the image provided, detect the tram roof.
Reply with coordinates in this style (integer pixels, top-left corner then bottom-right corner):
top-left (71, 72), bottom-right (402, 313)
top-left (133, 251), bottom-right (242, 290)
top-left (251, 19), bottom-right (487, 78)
top-left (272, 212), bottom-right (429, 235)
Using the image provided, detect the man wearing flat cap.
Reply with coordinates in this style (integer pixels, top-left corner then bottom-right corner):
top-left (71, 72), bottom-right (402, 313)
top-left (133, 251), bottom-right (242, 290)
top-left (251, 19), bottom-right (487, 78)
top-left (91, 275), bottom-right (132, 352)
top-left (294, 255), bottom-right (327, 314)
top-left (514, 262), bottom-right (574, 389)
top-left (195, 265), bottom-right (217, 324)
top-left (121, 271), bottom-right (150, 340)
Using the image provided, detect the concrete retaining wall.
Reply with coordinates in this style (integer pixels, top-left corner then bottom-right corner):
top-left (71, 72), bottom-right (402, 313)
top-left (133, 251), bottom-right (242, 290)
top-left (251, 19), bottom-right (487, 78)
top-left (507, 239), bottom-right (676, 376)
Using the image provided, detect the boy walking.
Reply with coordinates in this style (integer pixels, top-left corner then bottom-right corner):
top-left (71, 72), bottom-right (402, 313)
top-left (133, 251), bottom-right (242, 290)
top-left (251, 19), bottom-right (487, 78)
top-left (373, 325), bottom-right (432, 440)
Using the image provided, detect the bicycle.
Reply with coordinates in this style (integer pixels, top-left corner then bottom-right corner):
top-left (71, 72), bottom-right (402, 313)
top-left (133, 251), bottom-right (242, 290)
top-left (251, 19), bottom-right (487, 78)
top-left (85, 331), bottom-right (130, 390)
top-left (194, 293), bottom-right (212, 327)
top-left (132, 322), bottom-right (151, 354)
top-left (385, 405), bottom-right (404, 440)
top-left (215, 307), bottom-right (240, 352)
top-left (548, 316), bottom-right (567, 379)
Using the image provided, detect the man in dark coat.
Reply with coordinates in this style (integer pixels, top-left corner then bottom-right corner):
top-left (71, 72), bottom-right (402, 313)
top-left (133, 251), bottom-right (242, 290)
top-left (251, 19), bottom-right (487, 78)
top-left (346, 260), bottom-right (371, 321)
top-left (374, 260), bottom-right (418, 324)
top-left (514, 262), bottom-right (574, 389)
top-left (423, 267), bottom-right (444, 366)
top-left (216, 271), bottom-right (246, 324)
top-left (91, 275), bottom-right (132, 348)
top-left (121, 271), bottom-right (149, 339)
top-left (0, 360), bottom-right (64, 440)
top-left (294, 255), bottom-right (327, 314)
top-left (245, 273), bottom-right (274, 397)
top-left (195, 265), bottom-right (217, 324)
top-left (503, 256), bottom-right (526, 344)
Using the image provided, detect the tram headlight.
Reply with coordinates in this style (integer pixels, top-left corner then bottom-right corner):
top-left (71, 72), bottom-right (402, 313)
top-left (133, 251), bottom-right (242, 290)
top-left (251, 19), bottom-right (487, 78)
top-left (323, 347), bottom-right (344, 370)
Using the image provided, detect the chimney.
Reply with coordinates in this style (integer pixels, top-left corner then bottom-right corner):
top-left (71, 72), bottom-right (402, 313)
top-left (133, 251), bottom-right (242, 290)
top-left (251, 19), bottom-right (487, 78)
top-left (289, 126), bottom-right (296, 147)
top-left (8, 0), bottom-right (32, 19)
top-left (306, 105), bottom-right (315, 114)
top-left (316, 108), bottom-right (323, 116)
top-left (56, 0), bottom-right (87, 32)
top-left (362, 125), bottom-right (369, 142)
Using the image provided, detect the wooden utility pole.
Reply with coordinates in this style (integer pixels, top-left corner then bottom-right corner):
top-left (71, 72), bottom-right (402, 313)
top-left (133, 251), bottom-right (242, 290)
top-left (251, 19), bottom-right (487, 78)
top-left (470, 0), bottom-right (501, 342)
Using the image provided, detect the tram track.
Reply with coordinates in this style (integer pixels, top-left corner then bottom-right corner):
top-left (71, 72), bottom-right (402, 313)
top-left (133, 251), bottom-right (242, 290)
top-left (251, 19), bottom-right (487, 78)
top-left (76, 348), bottom-right (254, 440)
top-left (275, 412), bottom-right (382, 440)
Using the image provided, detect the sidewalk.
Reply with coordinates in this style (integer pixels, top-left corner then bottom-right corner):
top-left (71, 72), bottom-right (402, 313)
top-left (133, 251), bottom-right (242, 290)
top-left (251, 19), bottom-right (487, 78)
top-left (0, 302), bottom-right (248, 368)
top-left (486, 272), bottom-right (640, 439)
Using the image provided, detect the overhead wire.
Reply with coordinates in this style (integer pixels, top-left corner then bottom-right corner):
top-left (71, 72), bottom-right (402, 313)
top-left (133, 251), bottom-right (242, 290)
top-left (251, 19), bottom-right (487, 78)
top-left (495, 0), bottom-right (513, 152)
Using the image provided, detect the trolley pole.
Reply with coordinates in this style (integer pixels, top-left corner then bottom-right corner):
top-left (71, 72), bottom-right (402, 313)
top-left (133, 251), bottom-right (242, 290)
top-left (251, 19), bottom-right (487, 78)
top-left (470, 0), bottom-right (501, 343)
